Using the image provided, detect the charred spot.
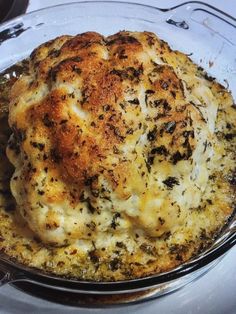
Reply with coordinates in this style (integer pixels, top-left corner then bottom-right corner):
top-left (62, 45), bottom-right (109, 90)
top-left (163, 100), bottom-right (172, 111)
top-left (146, 34), bottom-right (156, 47)
top-left (57, 261), bottom-right (65, 267)
top-left (60, 95), bottom-right (66, 101)
top-left (48, 49), bottom-right (61, 58)
top-left (209, 174), bottom-right (216, 180)
top-left (203, 140), bottom-right (209, 153)
top-left (107, 124), bottom-right (125, 141)
top-left (43, 154), bottom-right (48, 161)
top-left (162, 176), bottom-right (180, 189)
top-left (153, 99), bottom-right (163, 107)
top-left (13, 126), bottom-right (26, 142)
top-left (126, 128), bottom-right (134, 135)
top-left (88, 250), bottom-right (99, 264)
top-left (128, 98), bottom-right (140, 105)
top-left (107, 35), bottom-right (140, 46)
top-left (164, 121), bottom-right (176, 134)
top-left (42, 113), bottom-right (54, 127)
top-left (151, 145), bottom-right (168, 156)
top-left (111, 66), bottom-right (143, 82)
top-left (132, 65), bottom-right (143, 78)
top-left (140, 243), bottom-right (156, 256)
top-left (59, 119), bottom-right (68, 125)
top-left (110, 69), bottom-right (123, 78)
top-left (206, 199), bottom-right (213, 205)
top-left (49, 56), bottom-right (83, 81)
top-left (197, 66), bottom-right (204, 72)
top-left (91, 189), bottom-right (99, 198)
top-left (7, 136), bottom-right (20, 154)
top-left (225, 133), bottom-right (236, 141)
top-left (109, 258), bottom-right (121, 271)
top-left (145, 89), bottom-right (155, 95)
top-left (203, 73), bottom-right (215, 82)
top-left (171, 90), bottom-right (176, 98)
top-left (79, 191), bottom-right (86, 202)
top-left (117, 48), bottom-right (127, 59)
top-left (30, 141), bottom-right (45, 151)
top-left (87, 201), bottom-right (96, 214)
top-left (111, 212), bottom-right (121, 229)
top-left (151, 63), bottom-right (167, 75)
top-left (147, 126), bottom-right (157, 141)
top-left (154, 112), bottom-right (167, 121)
top-left (50, 148), bottom-right (62, 163)
top-left (84, 175), bottom-right (98, 187)
top-left (145, 155), bottom-right (154, 172)
top-left (171, 151), bottom-right (184, 164)
top-left (69, 56), bottom-right (83, 63)
top-left (160, 80), bottom-right (169, 90)
top-left (183, 130), bottom-right (194, 139)
top-left (57, 57), bottom-right (83, 68)
top-left (227, 170), bottom-right (236, 186)
top-left (49, 67), bottom-right (58, 82)
top-left (183, 138), bottom-right (193, 158)
top-left (116, 242), bottom-right (126, 249)
top-left (199, 228), bottom-right (210, 241)
top-left (79, 194), bottom-right (96, 214)
top-left (108, 113), bottom-right (117, 122)
top-left (86, 221), bottom-right (96, 231)
top-left (145, 90), bottom-right (155, 106)
top-left (154, 99), bottom-right (171, 111)
top-left (69, 90), bottom-right (75, 98)
top-left (22, 243), bottom-right (34, 252)
top-left (45, 221), bottom-right (59, 230)
top-left (69, 249), bottom-right (77, 255)
top-left (226, 123), bottom-right (232, 130)
top-left (158, 217), bottom-right (165, 225)
top-left (169, 244), bottom-right (188, 255)
top-left (103, 104), bottom-right (111, 112)
top-left (161, 231), bottom-right (172, 241)
top-left (113, 145), bottom-right (121, 154)
top-left (38, 190), bottom-right (45, 195)
top-left (72, 65), bottom-right (82, 75)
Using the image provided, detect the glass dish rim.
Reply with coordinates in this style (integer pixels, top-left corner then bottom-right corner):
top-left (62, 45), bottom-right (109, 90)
top-left (0, 0), bottom-right (235, 293)
top-left (0, 0), bottom-right (236, 38)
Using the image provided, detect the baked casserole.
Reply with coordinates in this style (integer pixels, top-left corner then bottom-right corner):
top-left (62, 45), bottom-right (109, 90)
top-left (0, 31), bottom-right (235, 281)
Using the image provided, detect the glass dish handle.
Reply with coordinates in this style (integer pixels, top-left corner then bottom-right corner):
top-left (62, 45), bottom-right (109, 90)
top-left (0, 264), bottom-right (26, 287)
top-left (169, 2), bottom-right (236, 45)
top-left (0, 270), bottom-right (11, 287)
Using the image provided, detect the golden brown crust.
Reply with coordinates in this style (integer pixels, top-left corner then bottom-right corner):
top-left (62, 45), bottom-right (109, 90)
top-left (1, 31), bottom-right (235, 281)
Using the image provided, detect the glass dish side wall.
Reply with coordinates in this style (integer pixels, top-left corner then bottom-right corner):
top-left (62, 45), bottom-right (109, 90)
top-left (0, 1), bottom-right (235, 303)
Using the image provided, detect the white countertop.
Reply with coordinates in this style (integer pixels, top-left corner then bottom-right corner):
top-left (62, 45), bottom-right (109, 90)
top-left (0, 249), bottom-right (235, 314)
top-left (0, 1), bottom-right (235, 313)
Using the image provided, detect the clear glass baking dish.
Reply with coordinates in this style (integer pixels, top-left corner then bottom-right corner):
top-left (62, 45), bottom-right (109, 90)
top-left (0, 1), bottom-right (235, 306)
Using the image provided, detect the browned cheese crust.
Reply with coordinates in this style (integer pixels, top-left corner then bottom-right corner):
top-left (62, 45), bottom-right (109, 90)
top-left (0, 31), bottom-right (235, 281)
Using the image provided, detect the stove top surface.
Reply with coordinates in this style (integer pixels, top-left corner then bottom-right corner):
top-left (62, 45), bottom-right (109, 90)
top-left (0, 0), bottom-right (28, 23)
